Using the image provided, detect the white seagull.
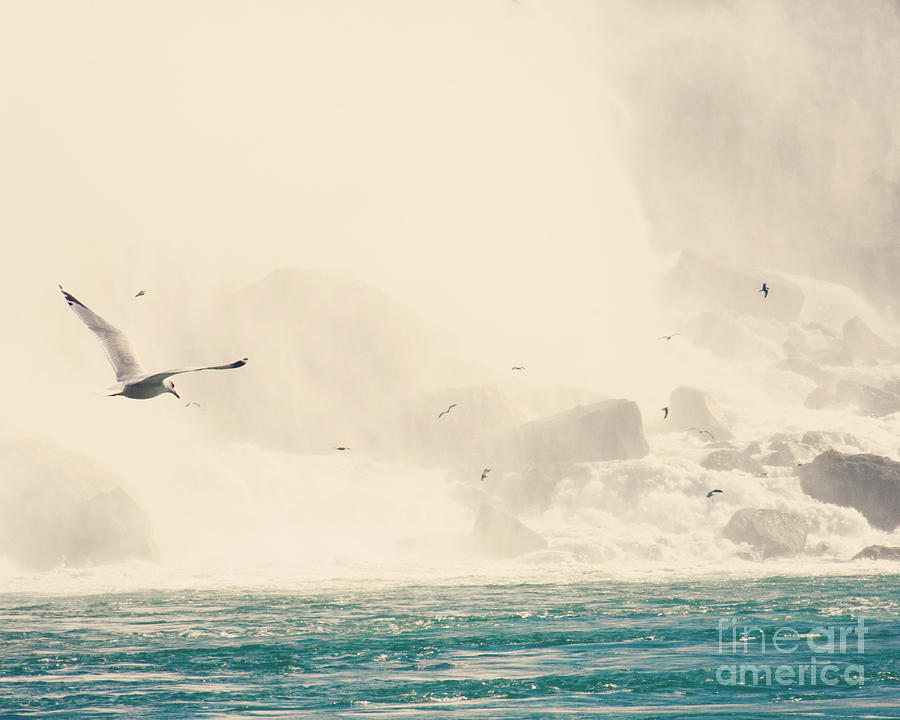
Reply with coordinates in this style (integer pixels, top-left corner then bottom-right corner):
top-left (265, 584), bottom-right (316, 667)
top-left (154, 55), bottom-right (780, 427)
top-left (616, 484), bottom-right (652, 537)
top-left (59, 285), bottom-right (247, 400)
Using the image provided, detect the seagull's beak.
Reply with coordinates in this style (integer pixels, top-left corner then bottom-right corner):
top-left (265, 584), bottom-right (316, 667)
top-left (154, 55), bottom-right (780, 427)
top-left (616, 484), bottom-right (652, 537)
top-left (171, 389), bottom-right (180, 399)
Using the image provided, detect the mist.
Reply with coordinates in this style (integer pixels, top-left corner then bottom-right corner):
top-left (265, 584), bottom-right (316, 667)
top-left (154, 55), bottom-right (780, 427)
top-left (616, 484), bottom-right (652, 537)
top-left (2, 0), bottom-right (900, 584)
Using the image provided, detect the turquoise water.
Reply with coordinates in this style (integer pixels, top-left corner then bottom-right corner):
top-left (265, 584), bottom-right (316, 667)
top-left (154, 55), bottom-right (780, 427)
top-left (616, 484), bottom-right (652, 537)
top-left (2, 575), bottom-right (899, 719)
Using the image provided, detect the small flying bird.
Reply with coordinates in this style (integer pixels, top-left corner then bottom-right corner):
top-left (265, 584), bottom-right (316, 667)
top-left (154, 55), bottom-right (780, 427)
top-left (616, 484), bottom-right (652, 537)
top-left (659, 333), bottom-right (679, 341)
top-left (759, 282), bottom-right (769, 298)
top-left (687, 427), bottom-right (716, 441)
top-left (480, 468), bottom-right (491, 481)
top-left (59, 285), bottom-right (247, 400)
top-left (662, 406), bottom-right (669, 419)
top-left (336, 447), bottom-right (351, 451)
top-left (135, 290), bottom-right (146, 298)
top-left (185, 401), bottom-right (201, 408)
top-left (706, 489), bottom-right (724, 498)
top-left (511, 366), bottom-right (525, 371)
top-left (757, 472), bottom-right (768, 477)
top-left (438, 404), bottom-right (457, 419)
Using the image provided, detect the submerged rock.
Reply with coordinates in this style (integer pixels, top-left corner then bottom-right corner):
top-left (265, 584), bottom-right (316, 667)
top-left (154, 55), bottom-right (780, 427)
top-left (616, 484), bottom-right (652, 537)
top-left (799, 450), bottom-right (900, 532)
top-left (722, 508), bottom-right (808, 558)
top-left (850, 545), bottom-right (900, 561)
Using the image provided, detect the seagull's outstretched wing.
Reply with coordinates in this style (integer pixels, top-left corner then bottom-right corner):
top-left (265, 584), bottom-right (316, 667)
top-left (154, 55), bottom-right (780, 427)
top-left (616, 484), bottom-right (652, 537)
top-left (138, 358), bottom-right (248, 385)
top-left (59, 285), bottom-right (146, 381)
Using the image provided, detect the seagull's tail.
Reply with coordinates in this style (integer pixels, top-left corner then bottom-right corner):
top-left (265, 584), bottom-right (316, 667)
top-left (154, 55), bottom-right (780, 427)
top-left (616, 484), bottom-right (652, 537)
top-left (102, 383), bottom-right (126, 397)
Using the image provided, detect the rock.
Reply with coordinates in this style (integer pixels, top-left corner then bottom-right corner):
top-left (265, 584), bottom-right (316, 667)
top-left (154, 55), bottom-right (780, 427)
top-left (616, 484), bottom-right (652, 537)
top-left (501, 399), bottom-right (649, 465)
top-left (663, 251), bottom-right (804, 322)
top-left (851, 545), bottom-right (900, 561)
top-left (799, 450), bottom-right (900, 532)
top-left (722, 508), bottom-right (808, 558)
top-left (842, 317), bottom-right (889, 363)
top-left (701, 449), bottom-right (764, 475)
top-left (667, 386), bottom-right (732, 441)
top-left (762, 440), bottom-right (817, 467)
top-left (834, 380), bottom-right (900, 417)
top-left (470, 503), bottom-right (548, 558)
top-left (0, 435), bottom-right (156, 570)
top-left (801, 431), bottom-right (860, 453)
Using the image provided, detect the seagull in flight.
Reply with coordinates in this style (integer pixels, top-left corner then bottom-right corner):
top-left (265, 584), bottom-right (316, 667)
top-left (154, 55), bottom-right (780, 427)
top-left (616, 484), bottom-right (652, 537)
top-left (759, 282), bottom-right (769, 298)
top-left (511, 366), bottom-right (525, 371)
top-left (687, 427), bottom-right (716, 441)
top-left (185, 401), bottom-right (201, 408)
top-left (480, 468), bottom-right (491, 481)
top-left (336, 447), bottom-right (351, 451)
top-left (706, 489), bottom-right (723, 498)
top-left (59, 285), bottom-right (247, 400)
top-left (134, 290), bottom-right (146, 298)
top-left (659, 333), bottom-right (679, 341)
top-left (438, 404), bottom-right (457, 419)
top-left (662, 406), bottom-right (669, 419)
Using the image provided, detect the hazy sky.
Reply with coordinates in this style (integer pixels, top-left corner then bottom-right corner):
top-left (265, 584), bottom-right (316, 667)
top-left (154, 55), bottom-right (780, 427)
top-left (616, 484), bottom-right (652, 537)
top-left (2, 0), bottom-right (898, 398)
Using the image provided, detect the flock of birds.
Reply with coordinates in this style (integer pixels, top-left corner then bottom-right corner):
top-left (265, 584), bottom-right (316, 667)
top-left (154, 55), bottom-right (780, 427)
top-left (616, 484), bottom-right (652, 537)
top-left (60, 280), bottom-right (774, 499)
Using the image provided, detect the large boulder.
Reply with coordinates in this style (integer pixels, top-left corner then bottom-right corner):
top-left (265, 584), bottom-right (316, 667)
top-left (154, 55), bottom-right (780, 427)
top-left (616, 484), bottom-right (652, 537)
top-left (799, 450), bottom-right (900, 532)
top-left (701, 449), bottom-right (764, 475)
top-left (500, 399), bottom-right (649, 465)
top-left (834, 380), bottom-right (900, 417)
top-left (722, 508), bottom-right (808, 558)
top-left (851, 545), bottom-right (900, 561)
top-left (470, 503), bottom-right (547, 558)
top-left (0, 435), bottom-right (156, 570)
top-left (667, 386), bottom-right (732, 441)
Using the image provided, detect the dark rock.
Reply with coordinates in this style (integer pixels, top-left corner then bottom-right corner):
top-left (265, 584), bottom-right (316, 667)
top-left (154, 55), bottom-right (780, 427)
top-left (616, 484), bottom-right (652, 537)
top-left (702, 449), bottom-right (764, 475)
top-left (799, 450), bottom-right (900, 532)
top-left (470, 503), bottom-right (548, 558)
top-left (722, 508), bottom-right (808, 558)
top-left (851, 545), bottom-right (900, 561)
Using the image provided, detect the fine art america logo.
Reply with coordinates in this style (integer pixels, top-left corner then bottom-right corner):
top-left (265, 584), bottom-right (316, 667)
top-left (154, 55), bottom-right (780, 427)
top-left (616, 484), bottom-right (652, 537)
top-left (716, 619), bottom-right (866, 687)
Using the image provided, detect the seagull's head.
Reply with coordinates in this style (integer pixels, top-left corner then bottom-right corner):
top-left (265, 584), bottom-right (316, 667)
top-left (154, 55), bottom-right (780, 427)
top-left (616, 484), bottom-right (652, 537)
top-left (163, 378), bottom-right (180, 399)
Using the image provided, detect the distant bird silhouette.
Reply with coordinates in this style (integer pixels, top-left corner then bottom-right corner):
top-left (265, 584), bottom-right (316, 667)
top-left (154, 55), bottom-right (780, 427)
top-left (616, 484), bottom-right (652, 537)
top-left (688, 427), bottom-right (716, 441)
top-left (438, 404), bottom-right (457, 419)
top-left (59, 285), bottom-right (247, 400)
top-left (759, 282), bottom-right (769, 298)
top-left (757, 472), bottom-right (768, 477)
top-left (662, 406), bottom-right (669, 419)
top-left (659, 333), bottom-right (679, 341)
top-left (511, 366), bottom-right (525, 371)
top-left (336, 447), bottom-right (351, 451)
top-left (706, 489), bottom-right (724, 498)
top-left (185, 401), bottom-right (201, 408)
top-left (135, 290), bottom-right (146, 298)
top-left (480, 468), bottom-right (491, 481)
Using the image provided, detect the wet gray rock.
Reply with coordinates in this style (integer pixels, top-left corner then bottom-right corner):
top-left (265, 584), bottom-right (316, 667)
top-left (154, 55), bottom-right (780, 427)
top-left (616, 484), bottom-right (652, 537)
top-left (722, 508), bottom-right (808, 558)
top-left (850, 545), bottom-right (900, 561)
top-left (799, 450), bottom-right (900, 532)
top-left (834, 380), bottom-right (900, 417)
top-left (762, 440), bottom-right (817, 467)
top-left (701, 449), bottom-right (764, 475)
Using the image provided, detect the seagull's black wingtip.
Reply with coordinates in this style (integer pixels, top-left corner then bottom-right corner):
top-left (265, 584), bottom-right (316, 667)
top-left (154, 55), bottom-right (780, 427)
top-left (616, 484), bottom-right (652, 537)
top-left (58, 285), bottom-right (85, 308)
top-left (233, 357), bottom-right (248, 368)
